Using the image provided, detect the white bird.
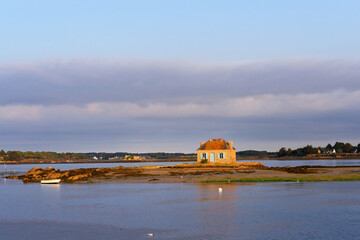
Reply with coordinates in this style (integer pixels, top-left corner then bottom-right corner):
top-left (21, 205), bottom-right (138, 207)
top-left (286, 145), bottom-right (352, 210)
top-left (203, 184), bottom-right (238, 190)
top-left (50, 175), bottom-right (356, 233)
top-left (218, 187), bottom-right (223, 192)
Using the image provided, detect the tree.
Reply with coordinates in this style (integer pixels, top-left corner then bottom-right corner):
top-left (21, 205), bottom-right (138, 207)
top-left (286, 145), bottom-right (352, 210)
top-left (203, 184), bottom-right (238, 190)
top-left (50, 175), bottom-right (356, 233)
top-left (343, 143), bottom-right (354, 153)
top-left (5, 151), bottom-right (22, 161)
top-left (334, 142), bottom-right (345, 153)
top-left (326, 144), bottom-right (332, 149)
top-left (290, 149), bottom-right (299, 156)
top-left (303, 145), bottom-right (314, 155)
top-left (0, 150), bottom-right (5, 157)
top-left (287, 148), bottom-right (292, 156)
top-left (278, 147), bottom-right (287, 157)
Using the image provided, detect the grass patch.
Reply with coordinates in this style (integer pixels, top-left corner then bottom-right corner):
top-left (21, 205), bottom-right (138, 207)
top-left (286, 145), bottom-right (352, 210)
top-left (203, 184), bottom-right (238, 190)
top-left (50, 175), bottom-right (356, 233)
top-left (138, 165), bottom-right (161, 169)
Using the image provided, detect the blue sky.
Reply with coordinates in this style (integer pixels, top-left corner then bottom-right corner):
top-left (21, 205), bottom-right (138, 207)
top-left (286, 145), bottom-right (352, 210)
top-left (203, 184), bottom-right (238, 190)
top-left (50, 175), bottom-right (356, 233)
top-left (2, 0), bottom-right (360, 62)
top-left (1, 1), bottom-right (360, 152)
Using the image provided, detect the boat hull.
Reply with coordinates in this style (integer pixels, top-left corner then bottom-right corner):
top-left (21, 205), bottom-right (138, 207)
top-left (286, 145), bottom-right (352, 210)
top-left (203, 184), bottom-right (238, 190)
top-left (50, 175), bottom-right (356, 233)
top-left (41, 179), bottom-right (61, 184)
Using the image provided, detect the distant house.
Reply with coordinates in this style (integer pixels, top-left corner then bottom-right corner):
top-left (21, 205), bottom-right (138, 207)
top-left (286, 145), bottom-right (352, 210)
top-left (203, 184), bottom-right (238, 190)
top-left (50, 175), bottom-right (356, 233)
top-left (324, 149), bottom-right (336, 154)
top-left (124, 155), bottom-right (145, 160)
top-left (197, 138), bottom-right (236, 164)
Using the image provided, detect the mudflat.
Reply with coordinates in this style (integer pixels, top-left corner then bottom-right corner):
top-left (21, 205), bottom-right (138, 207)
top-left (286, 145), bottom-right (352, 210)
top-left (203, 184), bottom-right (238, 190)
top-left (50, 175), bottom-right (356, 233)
top-left (6, 162), bottom-right (360, 183)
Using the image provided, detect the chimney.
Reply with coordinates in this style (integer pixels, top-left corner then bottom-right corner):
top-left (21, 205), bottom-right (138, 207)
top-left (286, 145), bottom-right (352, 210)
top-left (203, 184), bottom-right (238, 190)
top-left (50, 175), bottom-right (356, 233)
top-left (200, 142), bottom-right (204, 146)
top-left (229, 141), bottom-right (233, 149)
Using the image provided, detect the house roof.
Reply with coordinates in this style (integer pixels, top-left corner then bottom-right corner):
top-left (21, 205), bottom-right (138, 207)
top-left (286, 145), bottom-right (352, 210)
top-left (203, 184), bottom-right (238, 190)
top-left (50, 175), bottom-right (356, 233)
top-left (198, 138), bottom-right (236, 150)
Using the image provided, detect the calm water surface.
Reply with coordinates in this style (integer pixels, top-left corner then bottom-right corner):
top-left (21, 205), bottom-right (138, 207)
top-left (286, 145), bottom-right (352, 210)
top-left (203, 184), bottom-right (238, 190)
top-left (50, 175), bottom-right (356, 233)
top-left (2, 159), bottom-right (360, 176)
top-left (1, 178), bottom-right (360, 240)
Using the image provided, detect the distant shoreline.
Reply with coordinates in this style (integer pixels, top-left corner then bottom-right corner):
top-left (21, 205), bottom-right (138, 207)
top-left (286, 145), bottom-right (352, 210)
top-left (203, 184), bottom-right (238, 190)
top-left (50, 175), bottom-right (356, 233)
top-left (0, 159), bottom-right (195, 165)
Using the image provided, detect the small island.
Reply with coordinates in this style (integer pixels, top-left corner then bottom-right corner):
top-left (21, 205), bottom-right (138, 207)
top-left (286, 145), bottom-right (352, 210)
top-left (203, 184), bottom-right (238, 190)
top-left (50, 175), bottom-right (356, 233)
top-left (4, 139), bottom-right (360, 184)
top-left (7, 163), bottom-right (360, 184)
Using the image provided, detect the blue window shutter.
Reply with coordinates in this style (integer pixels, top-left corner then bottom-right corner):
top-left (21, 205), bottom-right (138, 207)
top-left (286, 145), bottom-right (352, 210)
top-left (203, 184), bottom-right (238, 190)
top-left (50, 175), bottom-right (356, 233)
top-left (217, 153), bottom-right (219, 159)
top-left (206, 153), bottom-right (208, 159)
top-left (223, 152), bottom-right (226, 159)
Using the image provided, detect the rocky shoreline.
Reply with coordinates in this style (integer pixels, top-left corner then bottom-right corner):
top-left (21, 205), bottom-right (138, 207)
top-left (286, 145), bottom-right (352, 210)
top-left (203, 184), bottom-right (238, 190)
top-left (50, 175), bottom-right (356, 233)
top-left (7, 162), bottom-right (264, 183)
top-left (7, 165), bottom-right (146, 183)
top-left (6, 162), bottom-right (360, 183)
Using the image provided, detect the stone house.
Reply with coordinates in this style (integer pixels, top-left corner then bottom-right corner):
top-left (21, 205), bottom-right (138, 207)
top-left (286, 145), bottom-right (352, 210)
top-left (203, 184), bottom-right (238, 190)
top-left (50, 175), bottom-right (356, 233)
top-left (197, 138), bottom-right (236, 164)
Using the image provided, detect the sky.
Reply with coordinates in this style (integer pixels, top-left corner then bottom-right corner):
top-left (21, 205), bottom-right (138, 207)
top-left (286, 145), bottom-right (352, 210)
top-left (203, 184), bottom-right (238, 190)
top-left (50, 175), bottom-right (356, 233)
top-left (1, 0), bottom-right (360, 153)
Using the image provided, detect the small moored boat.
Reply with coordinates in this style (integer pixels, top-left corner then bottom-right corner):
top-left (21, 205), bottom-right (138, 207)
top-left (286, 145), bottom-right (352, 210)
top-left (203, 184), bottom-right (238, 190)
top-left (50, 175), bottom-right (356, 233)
top-left (41, 179), bottom-right (61, 184)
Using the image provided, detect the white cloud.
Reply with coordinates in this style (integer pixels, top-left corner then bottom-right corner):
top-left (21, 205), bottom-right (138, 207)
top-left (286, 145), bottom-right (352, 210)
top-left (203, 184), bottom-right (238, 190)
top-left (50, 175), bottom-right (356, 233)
top-left (0, 105), bottom-right (41, 121)
top-left (83, 90), bottom-right (360, 118)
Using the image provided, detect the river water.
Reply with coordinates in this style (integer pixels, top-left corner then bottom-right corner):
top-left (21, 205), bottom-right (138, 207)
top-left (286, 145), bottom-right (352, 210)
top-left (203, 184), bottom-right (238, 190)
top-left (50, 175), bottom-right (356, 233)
top-left (1, 160), bottom-right (360, 239)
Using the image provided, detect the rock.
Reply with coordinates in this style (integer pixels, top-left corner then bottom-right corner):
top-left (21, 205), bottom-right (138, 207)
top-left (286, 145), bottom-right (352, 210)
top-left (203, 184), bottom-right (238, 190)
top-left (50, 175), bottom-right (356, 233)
top-left (44, 167), bottom-right (55, 171)
top-left (27, 167), bottom-right (43, 176)
top-left (46, 172), bottom-right (62, 179)
top-left (68, 173), bottom-right (91, 181)
top-left (68, 176), bottom-right (78, 181)
top-left (60, 172), bottom-right (69, 178)
top-left (34, 176), bottom-right (42, 181)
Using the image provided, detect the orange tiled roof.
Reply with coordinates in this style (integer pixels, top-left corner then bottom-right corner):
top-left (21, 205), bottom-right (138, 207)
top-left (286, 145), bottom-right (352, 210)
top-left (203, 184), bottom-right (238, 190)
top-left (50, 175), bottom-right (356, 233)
top-left (198, 138), bottom-right (234, 150)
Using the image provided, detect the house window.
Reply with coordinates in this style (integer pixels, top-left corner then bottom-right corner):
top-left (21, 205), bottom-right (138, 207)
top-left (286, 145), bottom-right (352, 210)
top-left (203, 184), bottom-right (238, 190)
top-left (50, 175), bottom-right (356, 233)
top-left (202, 153), bottom-right (207, 159)
top-left (219, 153), bottom-right (224, 159)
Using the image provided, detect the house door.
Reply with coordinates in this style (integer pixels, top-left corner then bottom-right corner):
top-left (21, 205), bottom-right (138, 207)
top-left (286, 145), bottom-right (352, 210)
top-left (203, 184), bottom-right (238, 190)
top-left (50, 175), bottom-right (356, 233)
top-left (210, 153), bottom-right (215, 162)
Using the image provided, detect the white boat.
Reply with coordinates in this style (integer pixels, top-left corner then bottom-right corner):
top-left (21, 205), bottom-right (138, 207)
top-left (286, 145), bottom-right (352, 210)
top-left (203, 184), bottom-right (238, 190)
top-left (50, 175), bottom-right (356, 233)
top-left (41, 179), bottom-right (61, 184)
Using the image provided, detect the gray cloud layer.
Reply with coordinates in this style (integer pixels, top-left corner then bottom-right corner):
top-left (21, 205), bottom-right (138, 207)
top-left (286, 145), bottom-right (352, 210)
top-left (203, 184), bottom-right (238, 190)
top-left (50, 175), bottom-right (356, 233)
top-left (0, 59), bottom-right (359, 152)
top-left (1, 59), bottom-right (360, 105)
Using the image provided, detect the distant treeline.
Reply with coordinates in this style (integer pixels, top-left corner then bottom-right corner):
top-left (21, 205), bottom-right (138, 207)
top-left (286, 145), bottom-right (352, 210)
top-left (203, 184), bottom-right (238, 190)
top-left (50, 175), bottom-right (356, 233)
top-left (0, 150), bottom-right (277, 162)
top-left (85, 152), bottom-right (195, 160)
top-left (1, 143), bottom-right (359, 162)
top-left (278, 142), bottom-right (360, 157)
top-left (0, 150), bottom-right (87, 162)
top-left (0, 150), bottom-right (196, 161)
top-left (236, 150), bottom-right (277, 157)
top-left (86, 151), bottom-right (277, 160)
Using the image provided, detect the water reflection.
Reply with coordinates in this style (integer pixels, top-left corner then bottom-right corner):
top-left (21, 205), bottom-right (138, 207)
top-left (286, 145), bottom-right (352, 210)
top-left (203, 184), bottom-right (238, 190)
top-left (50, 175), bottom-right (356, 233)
top-left (196, 183), bottom-right (239, 201)
top-left (1, 182), bottom-right (360, 239)
top-left (41, 183), bottom-right (61, 191)
top-left (195, 184), bottom-right (241, 236)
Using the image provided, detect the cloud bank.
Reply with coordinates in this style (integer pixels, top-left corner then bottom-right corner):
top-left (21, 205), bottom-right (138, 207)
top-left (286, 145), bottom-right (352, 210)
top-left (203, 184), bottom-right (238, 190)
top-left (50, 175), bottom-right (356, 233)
top-left (1, 59), bottom-right (359, 152)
